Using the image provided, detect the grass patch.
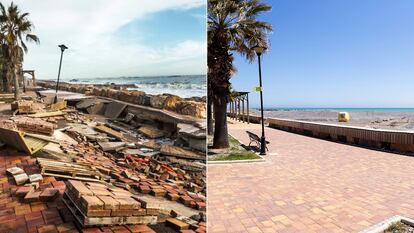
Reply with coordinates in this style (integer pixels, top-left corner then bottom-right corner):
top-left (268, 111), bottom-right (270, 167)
top-left (210, 135), bottom-right (261, 161)
top-left (213, 152), bottom-right (261, 161)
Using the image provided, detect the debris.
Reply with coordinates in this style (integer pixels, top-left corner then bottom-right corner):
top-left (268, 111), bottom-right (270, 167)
top-left (50, 100), bottom-right (67, 111)
top-left (29, 111), bottom-right (65, 118)
top-left (124, 113), bottom-right (135, 122)
top-left (14, 173), bottom-right (29, 185)
top-left (6, 167), bottom-right (25, 176)
top-left (37, 157), bottom-right (105, 182)
top-left (104, 101), bottom-right (127, 119)
top-left (39, 188), bottom-right (60, 201)
top-left (14, 117), bottom-right (56, 135)
top-left (11, 100), bottom-right (43, 113)
top-left (160, 145), bottom-right (206, 160)
top-left (29, 174), bottom-right (43, 183)
top-left (0, 128), bottom-right (50, 154)
top-left (24, 191), bottom-right (41, 203)
top-left (138, 125), bottom-right (165, 139)
top-left (98, 141), bottom-right (126, 152)
top-left (166, 218), bottom-right (189, 230)
top-left (94, 124), bottom-right (124, 140)
top-left (86, 102), bottom-right (106, 114)
top-left (16, 186), bottom-right (34, 197)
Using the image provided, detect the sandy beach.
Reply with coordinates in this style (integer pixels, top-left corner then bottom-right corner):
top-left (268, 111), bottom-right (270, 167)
top-left (249, 109), bottom-right (414, 131)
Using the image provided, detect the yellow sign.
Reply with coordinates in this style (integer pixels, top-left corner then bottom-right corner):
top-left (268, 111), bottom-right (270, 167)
top-left (254, 86), bottom-right (262, 92)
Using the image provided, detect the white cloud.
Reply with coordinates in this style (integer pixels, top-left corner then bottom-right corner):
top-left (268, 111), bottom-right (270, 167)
top-left (2, 0), bottom-right (206, 79)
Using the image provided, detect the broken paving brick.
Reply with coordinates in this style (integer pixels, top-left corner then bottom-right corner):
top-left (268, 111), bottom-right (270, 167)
top-left (150, 188), bottom-right (166, 197)
top-left (24, 191), bottom-right (41, 203)
top-left (180, 196), bottom-right (193, 206)
top-left (167, 193), bottom-right (180, 201)
top-left (196, 202), bottom-right (206, 211)
top-left (14, 173), bottom-right (29, 185)
top-left (138, 185), bottom-right (151, 194)
top-left (29, 174), bottom-right (43, 183)
top-left (39, 188), bottom-right (59, 202)
top-left (166, 218), bottom-right (190, 230)
top-left (16, 186), bottom-right (34, 197)
top-left (6, 167), bottom-right (24, 176)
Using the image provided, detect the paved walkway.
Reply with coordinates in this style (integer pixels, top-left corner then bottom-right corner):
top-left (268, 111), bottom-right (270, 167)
top-left (208, 120), bottom-right (414, 233)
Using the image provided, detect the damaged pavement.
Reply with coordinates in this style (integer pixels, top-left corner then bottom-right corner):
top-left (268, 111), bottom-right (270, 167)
top-left (0, 91), bottom-right (206, 233)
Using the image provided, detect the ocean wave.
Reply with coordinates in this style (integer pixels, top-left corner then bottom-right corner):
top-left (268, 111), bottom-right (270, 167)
top-left (66, 75), bottom-right (206, 97)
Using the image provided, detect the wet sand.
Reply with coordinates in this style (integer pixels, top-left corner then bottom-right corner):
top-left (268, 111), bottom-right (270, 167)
top-left (250, 109), bottom-right (414, 131)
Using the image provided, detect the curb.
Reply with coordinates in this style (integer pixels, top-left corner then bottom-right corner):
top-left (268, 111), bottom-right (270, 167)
top-left (207, 155), bottom-right (266, 164)
top-left (359, 215), bottom-right (414, 233)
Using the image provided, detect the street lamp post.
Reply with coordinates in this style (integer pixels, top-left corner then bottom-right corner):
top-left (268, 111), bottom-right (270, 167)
top-left (54, 44), bottom-right (68, 103)
top-left (253, 45), bottom-right (267, 155)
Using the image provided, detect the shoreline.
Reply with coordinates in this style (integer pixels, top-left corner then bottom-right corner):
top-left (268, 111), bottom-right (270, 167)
top-left (36, 80), bottom-right (206, 119)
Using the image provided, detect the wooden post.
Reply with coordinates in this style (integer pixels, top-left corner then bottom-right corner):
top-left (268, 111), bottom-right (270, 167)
top-left (242, 96), bottom-right (245, 123)
top-left (247, 93), bottom-right (250, 124)
top-left (32, 72), bottom-right (36, 86)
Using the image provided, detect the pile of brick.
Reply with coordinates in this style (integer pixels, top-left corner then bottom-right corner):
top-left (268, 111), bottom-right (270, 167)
top-left (14, 117), bottom-right (56, 135)
top-left (7, 165), bottom-right (62, 203)
top-left (64, 180), bottom-right (159, 226)
top-left (55, 141), bottom-right (207, 212)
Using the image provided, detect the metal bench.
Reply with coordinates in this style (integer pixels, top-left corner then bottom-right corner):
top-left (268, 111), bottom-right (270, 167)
top-left (246, 131), bottom-right (269, 151)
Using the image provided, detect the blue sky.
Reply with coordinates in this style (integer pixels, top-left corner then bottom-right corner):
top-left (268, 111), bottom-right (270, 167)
top-left (6, 0), bottom-right (206, 79)
top-left (231, 0), bottom-right (414, 108)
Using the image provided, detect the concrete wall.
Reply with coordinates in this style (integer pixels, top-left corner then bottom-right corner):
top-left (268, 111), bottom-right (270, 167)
top-left (227, 112), bottom-right (414, 154)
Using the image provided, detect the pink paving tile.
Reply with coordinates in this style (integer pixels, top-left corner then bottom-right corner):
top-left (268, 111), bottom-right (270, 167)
top-left (208, 121), bottom-right (414, 232)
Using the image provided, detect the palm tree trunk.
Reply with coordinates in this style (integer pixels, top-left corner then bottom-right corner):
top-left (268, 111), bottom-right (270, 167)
top-left (212, 92), bottom-right (229, 148)
top-left (207, 97), bottom-right (213, 135)
top-left (13, 65), bottom-right (20, 100)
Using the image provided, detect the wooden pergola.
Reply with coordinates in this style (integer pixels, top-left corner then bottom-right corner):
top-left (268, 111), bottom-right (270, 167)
top-left (22, 70), bottom-right (36, 85)
top-left (228, 91), bottom-right (250, 123)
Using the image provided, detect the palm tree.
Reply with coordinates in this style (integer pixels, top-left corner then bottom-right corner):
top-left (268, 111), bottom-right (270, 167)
top-left (0, 2), bottom-right (39, 99)
top-left (208, 0), bottom-right (272, 148)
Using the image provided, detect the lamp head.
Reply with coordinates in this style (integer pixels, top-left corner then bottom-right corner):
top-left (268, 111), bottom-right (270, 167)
top-left (58, 44), bottom-right (68, 52)
top-left (252, 45), bottom-right (267, 56)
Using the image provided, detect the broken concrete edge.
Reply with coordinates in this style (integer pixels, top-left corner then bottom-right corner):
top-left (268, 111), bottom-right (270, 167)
top-left (98, 96), bottom-right (204, 125)
top-left (359, 215), bottom-right (414, 233)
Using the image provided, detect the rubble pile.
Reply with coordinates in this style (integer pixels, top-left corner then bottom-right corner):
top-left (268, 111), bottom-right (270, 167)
top-left (14, 117), bottom-right (56, 135)
top-left (0, 89), bottom-right (206, 232)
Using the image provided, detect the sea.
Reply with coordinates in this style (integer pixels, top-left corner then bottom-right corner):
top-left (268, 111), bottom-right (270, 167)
top-left (64, 75), bottom-right (206, 98)
top-left (263, 108), bottom-right (414, 112)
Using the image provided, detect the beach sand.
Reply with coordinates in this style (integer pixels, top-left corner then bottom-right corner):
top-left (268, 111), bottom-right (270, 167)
top-left (249, 109), bottom-right (414, 131)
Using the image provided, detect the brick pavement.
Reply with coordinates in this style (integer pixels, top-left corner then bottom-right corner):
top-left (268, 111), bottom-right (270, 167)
top-left (207, 121), bottom-right (414, 232)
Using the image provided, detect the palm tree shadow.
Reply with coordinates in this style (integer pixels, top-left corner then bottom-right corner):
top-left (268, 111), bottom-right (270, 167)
top-left (240, 144), bottom-right (259, 152)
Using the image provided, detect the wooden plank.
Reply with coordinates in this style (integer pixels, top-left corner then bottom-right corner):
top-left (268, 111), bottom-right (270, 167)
top-left (0, 128), bottom-right (48, 154)
top-left (29, 111), bottom-right (65, 118)
top-left (94, 124), bottom-right (123, 140)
